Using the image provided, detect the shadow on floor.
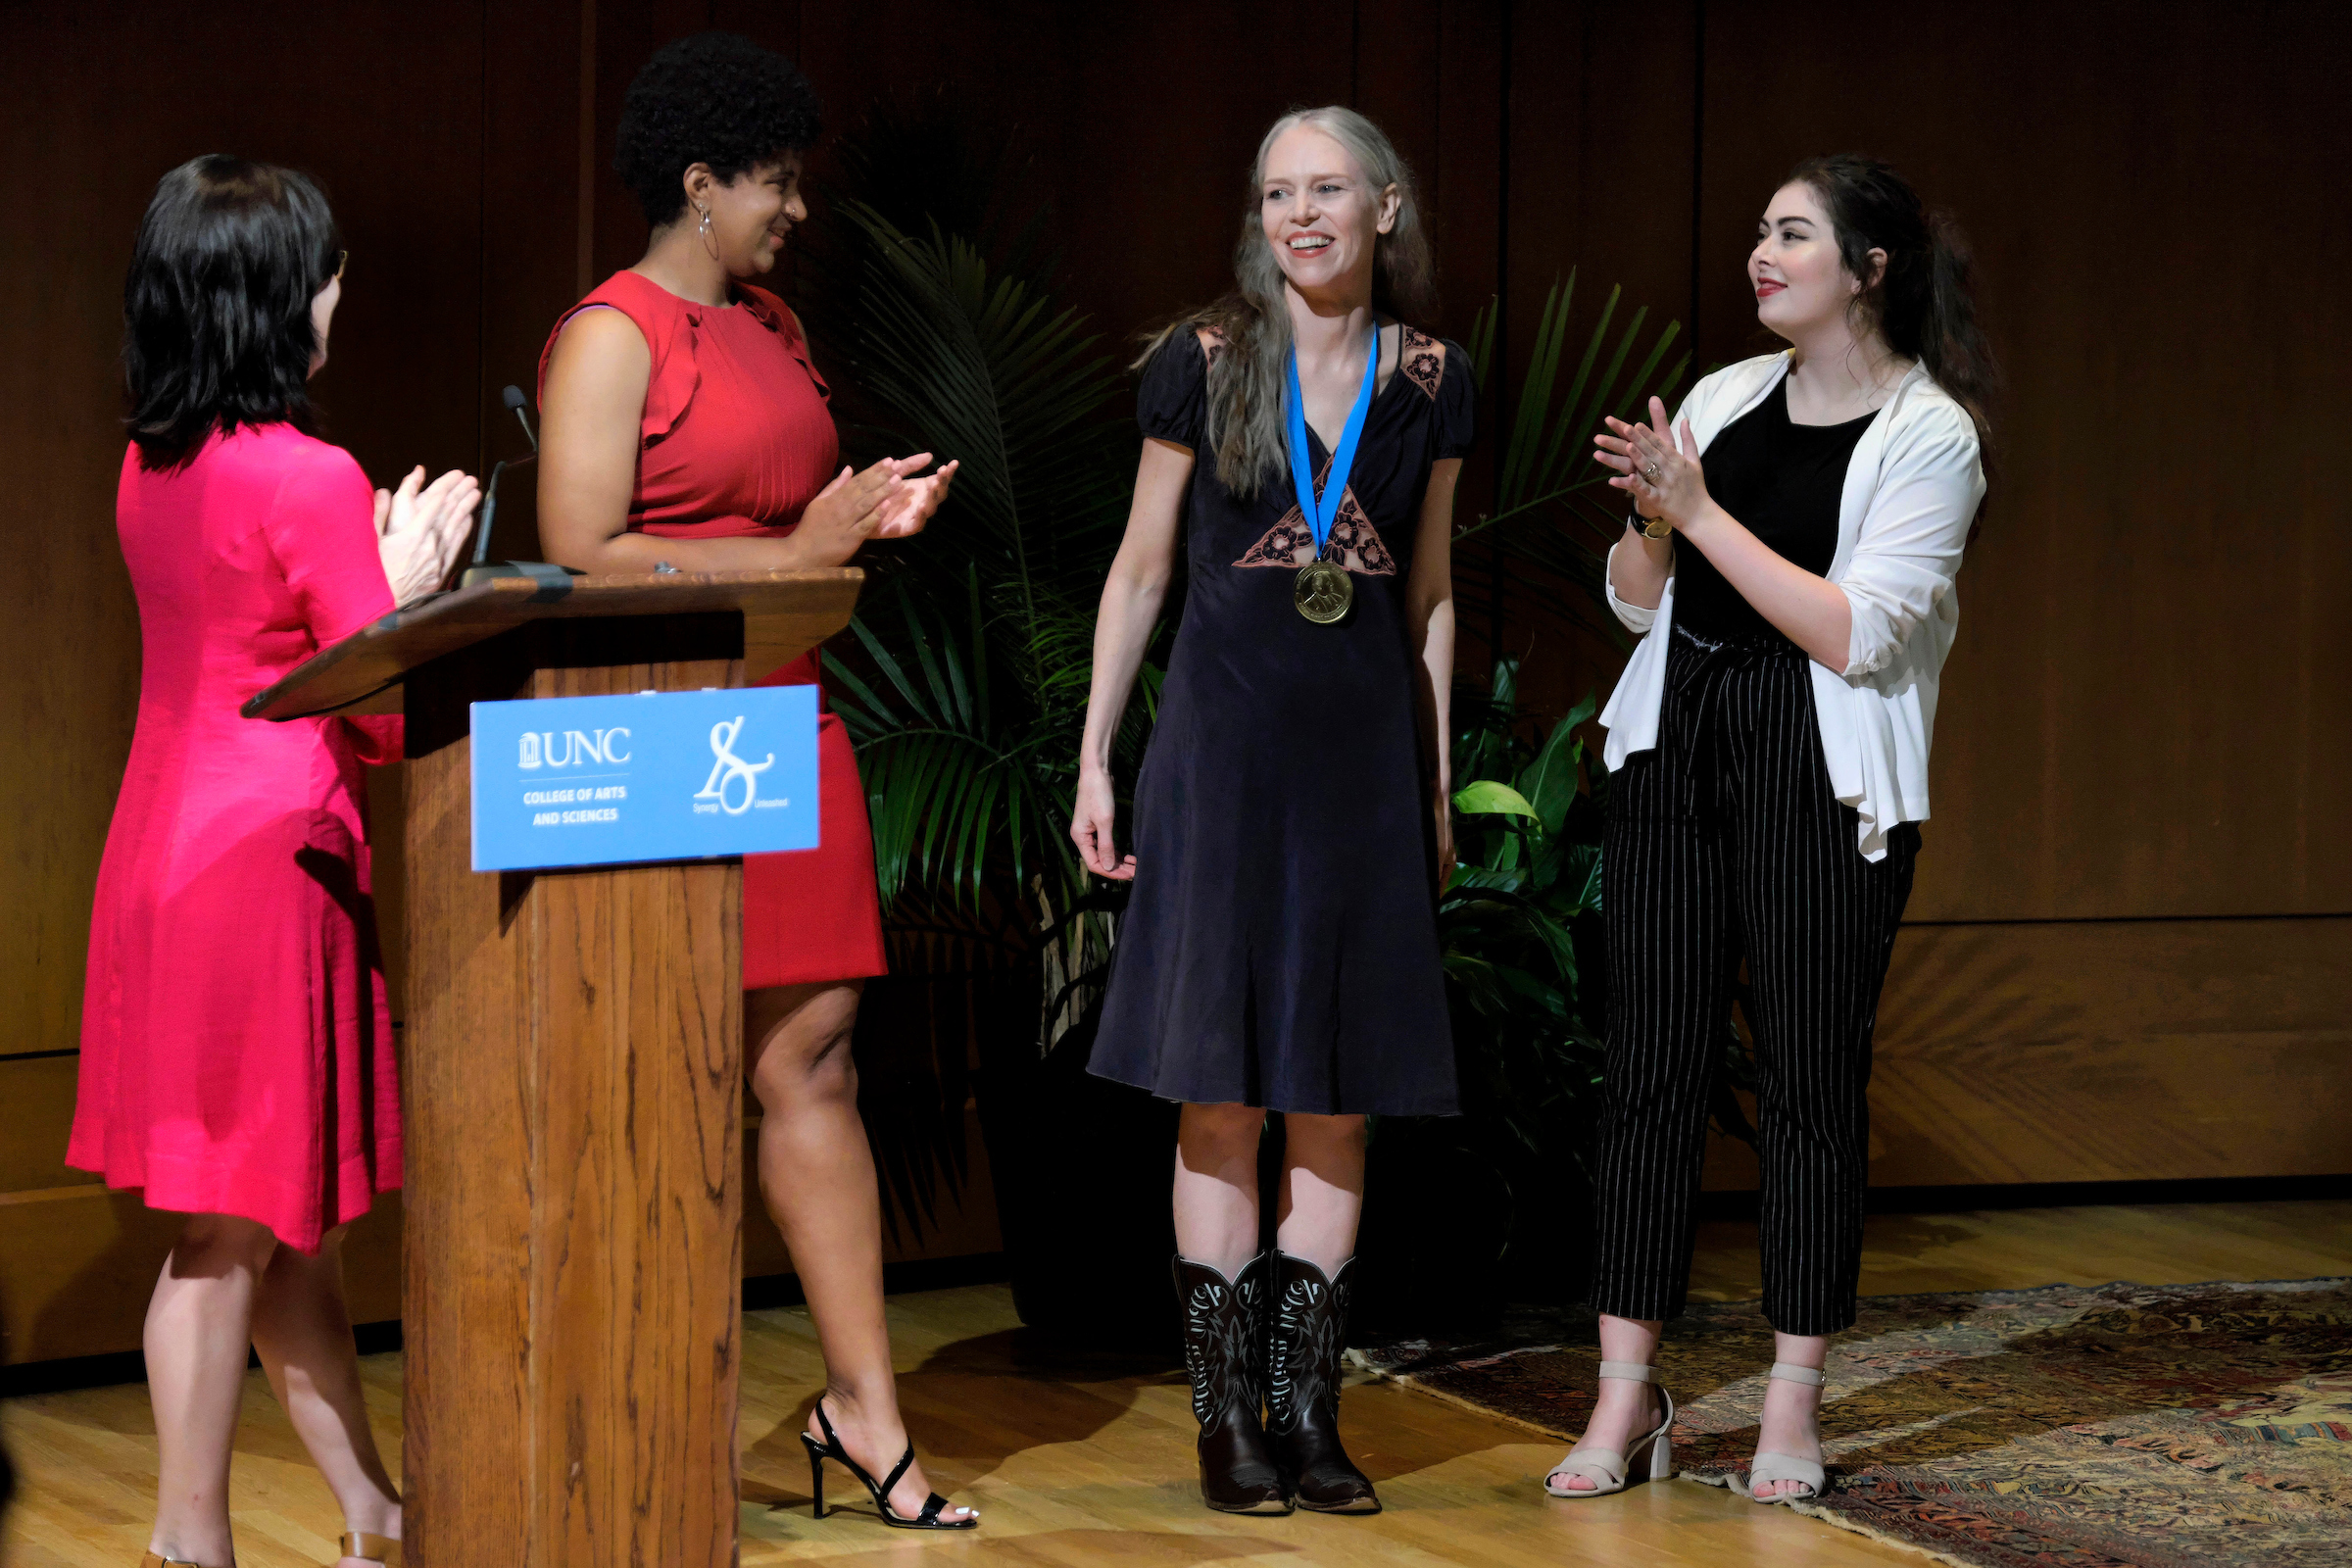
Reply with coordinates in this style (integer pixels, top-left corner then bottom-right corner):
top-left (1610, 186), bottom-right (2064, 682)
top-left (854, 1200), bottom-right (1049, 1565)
top-left (743, 1325), bottom-right (1182, 1505)
top-left (742, 1526), bottom-right (1304, 1565)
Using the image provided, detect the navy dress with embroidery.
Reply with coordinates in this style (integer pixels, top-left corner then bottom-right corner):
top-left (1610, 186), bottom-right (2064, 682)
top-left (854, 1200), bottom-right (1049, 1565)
top-left (1088, 324), bottom-right (1475, 1116)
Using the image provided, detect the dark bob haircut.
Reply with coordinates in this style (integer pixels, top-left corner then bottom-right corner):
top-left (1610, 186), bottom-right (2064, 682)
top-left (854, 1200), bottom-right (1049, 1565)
top-left (123, 155), bottom-right (341, 471)
top-left (614, 32), bottom-right (821, 227)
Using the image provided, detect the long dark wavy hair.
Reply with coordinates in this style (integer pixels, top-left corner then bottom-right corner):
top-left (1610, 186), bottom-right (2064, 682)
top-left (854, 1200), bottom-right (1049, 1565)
top-left (122, 155), bottom-right (341, 471)
top-left (1139, 107), bottom-right (1438, 497)
top-left (1787, 153), bottom-right (1999, 448)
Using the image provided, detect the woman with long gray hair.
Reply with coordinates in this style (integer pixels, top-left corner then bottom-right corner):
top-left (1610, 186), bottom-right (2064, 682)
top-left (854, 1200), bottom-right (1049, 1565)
top-left (1070, 106), bottom-right (1473, 1516)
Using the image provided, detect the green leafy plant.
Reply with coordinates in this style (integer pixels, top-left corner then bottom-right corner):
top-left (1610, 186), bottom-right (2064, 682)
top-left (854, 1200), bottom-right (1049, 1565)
top-left (1349, 659), bottom-right (1609, 1324)
top-left (1439, 659), bottom-right (1610, 1189)
top-left (801, 112), bottom-right (1735, 1280)
top-left (1395, 657), bottom-right (1755, 1298)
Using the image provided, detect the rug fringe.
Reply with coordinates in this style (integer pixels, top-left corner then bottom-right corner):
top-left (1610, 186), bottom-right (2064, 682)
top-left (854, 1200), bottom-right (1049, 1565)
top-left (1679, 1471), bottom-right (1980, 1568)
top-left (1378, 1360), bottom-right (2008, 1568)
top-left (1777, 1494), bottom-right (1984, 1568)
top-left (1356, 1364), bottom-right (1576, 1443)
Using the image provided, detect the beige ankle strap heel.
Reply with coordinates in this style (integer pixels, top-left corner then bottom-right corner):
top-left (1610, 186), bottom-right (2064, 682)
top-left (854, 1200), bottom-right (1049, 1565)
top-left (1543, 1359), bottom-right (1678, 1498)
top-left (336, 1533), bottom-right (401, 1566)
top-left (1743, 1361), bottom-right (1827, 1504)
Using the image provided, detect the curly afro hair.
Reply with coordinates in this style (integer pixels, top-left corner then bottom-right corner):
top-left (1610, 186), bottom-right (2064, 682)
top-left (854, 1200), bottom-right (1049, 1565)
top-left (614, 32), bottom-right (821, 227)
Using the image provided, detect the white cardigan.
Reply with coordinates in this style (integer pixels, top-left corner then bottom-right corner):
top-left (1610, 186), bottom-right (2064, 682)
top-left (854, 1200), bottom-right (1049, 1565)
top-left (1597, 351), bottom-right (1986, 859)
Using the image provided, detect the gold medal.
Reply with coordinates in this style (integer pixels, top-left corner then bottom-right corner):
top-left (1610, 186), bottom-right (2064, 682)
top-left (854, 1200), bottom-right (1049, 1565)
top-left (1295, 560), bottom-right (1352, 624)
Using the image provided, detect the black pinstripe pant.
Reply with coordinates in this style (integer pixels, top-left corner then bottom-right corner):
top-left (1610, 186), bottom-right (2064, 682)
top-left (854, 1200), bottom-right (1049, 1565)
top-left (1591, 625), bottom-right (1919, 1336)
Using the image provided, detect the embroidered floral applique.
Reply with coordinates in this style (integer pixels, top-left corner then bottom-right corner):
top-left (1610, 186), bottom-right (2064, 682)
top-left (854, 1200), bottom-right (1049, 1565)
top-left (1234, 466), bottom-right (1397, 576)
top-left (1398, 325), bottom-right (1446, 401)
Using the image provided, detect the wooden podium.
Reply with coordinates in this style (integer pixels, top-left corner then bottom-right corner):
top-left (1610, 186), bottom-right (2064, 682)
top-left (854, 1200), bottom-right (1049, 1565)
top-left (246, 568), bottom-right (864, 1568)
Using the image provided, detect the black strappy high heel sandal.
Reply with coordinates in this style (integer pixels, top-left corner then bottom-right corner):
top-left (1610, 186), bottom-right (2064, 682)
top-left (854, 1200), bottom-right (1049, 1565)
top-left (799, 1397), bottom-right (978, 1530)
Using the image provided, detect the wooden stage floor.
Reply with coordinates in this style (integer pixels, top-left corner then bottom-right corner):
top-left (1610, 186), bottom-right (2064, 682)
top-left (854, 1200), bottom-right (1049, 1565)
top-left (7, 1199), bottom-right (2348, 1566)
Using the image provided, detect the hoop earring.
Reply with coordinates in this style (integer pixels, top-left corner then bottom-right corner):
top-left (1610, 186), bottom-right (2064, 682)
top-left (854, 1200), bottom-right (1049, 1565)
top-left (696, 204), bottom-right (718, 262)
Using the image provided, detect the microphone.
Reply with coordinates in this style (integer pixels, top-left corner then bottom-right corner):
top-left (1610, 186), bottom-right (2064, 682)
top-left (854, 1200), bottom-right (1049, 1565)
top-left (459, 381), bottom-right (578, 591)
top-left (471, 385), bottom-right (539, 566)
top-left (502, 383), bottom-right (538, 452)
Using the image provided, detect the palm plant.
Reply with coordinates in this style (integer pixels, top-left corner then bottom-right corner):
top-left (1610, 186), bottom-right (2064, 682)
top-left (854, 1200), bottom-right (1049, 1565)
top-left (800, 107), bottom-right (1723, 1282)
top-left (788, 127), bottom-right (1156, 1244)
top-left (810, 200), bottom-right (1146, 945)
top-left (1459, 274), bottom-right (1692, 642)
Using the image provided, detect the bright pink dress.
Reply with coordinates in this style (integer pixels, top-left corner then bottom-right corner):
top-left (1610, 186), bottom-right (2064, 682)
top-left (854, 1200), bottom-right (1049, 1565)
top-left (539, 270), bottom-right (888, 988)
top-left (71, 424), bottom-right (404, 1252)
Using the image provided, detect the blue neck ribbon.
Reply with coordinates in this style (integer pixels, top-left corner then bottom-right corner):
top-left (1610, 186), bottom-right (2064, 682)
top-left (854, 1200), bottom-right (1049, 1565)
top-left (1285, 323), bottom-right (1381, 561)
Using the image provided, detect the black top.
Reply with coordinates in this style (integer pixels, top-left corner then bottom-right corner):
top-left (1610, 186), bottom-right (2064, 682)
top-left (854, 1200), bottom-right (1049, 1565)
top-left (1085, 322), bottom-right (1475, 1116)
top-left (1677, 377), bottom-right (1879, 647)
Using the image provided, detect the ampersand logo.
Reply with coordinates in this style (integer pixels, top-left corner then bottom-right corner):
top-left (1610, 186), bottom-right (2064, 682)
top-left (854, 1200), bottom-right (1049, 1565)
top-left (694, 716), bottom-right (774, 815)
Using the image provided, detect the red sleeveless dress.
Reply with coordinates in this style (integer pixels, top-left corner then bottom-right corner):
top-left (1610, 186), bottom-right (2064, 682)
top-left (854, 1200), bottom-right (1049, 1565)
top-left (540, 270), bottom-right (886, 987)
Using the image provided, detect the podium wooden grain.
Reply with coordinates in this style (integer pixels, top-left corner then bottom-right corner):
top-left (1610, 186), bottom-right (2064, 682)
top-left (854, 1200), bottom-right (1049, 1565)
top-left (247, 572), bottom-right (861, 1567)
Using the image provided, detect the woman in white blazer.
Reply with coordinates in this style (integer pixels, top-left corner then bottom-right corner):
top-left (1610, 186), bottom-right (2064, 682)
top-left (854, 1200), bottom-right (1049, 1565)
top-left (1543, 155), bottom-right (1995, 1506)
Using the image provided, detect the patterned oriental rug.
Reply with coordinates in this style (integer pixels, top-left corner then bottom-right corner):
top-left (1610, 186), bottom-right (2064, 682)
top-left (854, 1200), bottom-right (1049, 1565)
top-left (1355, 1279), bottom-right (2352, 1568)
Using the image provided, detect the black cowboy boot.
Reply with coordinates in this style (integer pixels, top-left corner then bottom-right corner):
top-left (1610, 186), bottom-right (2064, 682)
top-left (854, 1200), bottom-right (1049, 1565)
top-left (1173, 1252), bottom-right (1291, 1514)
top-left (1266, 1251), bottom-right (1380, 1513)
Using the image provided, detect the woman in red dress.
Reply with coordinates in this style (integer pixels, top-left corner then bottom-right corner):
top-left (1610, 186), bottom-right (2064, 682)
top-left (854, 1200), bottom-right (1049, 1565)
top-left (75, 157), bottom-right (477, 1568)
top-left (535, 34), bottom-right (971, 1531)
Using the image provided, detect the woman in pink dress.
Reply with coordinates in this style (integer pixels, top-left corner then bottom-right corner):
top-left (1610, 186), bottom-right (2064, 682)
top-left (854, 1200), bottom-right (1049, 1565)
top-left (73, 156), bottom-right (477, 1568)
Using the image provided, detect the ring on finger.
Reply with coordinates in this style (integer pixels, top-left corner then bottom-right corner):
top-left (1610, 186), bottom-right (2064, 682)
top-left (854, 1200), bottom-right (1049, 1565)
top-left (1642, 462), bottom-right (1663, 483)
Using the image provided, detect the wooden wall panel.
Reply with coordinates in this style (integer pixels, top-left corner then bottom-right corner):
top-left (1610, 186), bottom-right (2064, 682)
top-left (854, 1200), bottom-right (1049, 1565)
top-left (1704, 915), bottom-right (2352, 1191)
top-left (1867, 916), bottom-right (2352, 1184)
top-left (0, 1187), bottom-right (403, 1367)
top-left (0, 1059), bottom-right (99, 1194)
top-left (1, 1126), bottom-right (997, 1369)
top-left (4, 0), bottom-right (2344, 1371)
top-left (1475, 1), bottom-right (1698, 715)
top-left (742, 1103), bottom-right (1002, 1278)
top-left (1566, 0), bottom-right (2348, 1193)
top-left (1354, 0), bottom-right (1444, 208)
top-left (1692, 0), bottom-right (2352, 923)
top-left (808, 0), bottom-right (1359, 350)
top-left (0, 0), bottom-right (488, 1048)
top-left (589, 0), bottom-right (723, 285)
top-left (0, 0), bottom-right (488, 1369)
top-left (474, 0), bottom-right (603, 564)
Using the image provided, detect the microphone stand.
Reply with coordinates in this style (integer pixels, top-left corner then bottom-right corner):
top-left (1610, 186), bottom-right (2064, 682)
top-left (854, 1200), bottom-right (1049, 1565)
top-left (459, 385), bottom-right (580, 592)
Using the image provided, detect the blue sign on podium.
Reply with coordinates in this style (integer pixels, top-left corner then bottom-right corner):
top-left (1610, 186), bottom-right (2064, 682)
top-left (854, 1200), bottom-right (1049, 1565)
top-left (469, 686), bottom-right (820, 871)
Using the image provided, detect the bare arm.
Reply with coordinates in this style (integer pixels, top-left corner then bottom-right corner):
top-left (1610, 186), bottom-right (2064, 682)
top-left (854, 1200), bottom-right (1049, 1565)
top-left (1676, 502), bottom-right (1851, 668)
top-left (535, 306), bottom-right (956, 573)
top-left (1069, 437), bottom-right (1194, 880)
top-left (1598, 396), bottom-right (1851, 670)
top-left (1406, 459), bottom-right (1460, 887)
top-left (1604, 523), bottom-right (1676, 614)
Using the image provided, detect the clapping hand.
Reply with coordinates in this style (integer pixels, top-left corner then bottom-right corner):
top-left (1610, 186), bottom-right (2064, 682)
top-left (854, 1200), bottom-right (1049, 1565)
top-left (375, 466), bottom-right (481, 606)
top-left (1594, 396), bottom-right (1707, 531)
top-left (871, 455), bottom-right (957, 539)
top-left (796, 454), bottom-right (960, 566)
